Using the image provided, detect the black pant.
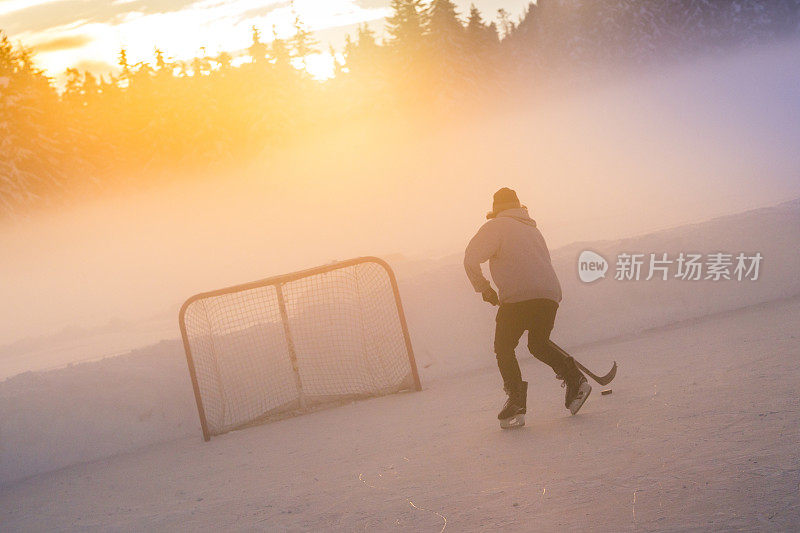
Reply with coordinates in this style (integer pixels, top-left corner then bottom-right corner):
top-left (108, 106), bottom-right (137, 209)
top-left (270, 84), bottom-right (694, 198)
top-left (494, 298), bottom-right (569, 389)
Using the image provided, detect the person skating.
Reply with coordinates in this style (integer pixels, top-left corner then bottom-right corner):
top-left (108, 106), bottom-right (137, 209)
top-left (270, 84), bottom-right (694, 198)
top-left (464, 188), bottom-right (591, 428)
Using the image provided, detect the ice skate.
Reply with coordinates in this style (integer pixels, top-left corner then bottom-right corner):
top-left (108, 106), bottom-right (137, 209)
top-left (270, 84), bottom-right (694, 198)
top-left (558, 357), bottom-right (592, 415)
top-left (498, 381), bottom-right (527, 429)
top-left (566, 376), bottom-right (591, 415)
top-left (499, 413), bottom-right (525, 429)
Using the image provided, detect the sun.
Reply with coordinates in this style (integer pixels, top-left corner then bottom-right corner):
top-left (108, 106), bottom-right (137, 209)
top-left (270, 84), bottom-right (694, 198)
top-left (296, 52), bottom-right (338, 80)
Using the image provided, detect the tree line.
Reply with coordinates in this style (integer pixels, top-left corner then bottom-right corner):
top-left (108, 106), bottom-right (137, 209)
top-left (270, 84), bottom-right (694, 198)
top-left (1, 0), bottom-right (798, 217)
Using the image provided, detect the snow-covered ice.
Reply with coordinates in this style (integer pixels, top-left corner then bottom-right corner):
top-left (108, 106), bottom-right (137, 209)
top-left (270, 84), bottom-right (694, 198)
top-left (0, 199), bottom-right (799, 529)
top-left (2, 295), bottom-right (799, 530)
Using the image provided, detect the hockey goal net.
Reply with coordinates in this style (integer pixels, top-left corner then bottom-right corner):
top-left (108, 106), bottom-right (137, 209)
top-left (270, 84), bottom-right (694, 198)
top-left (179, 257), bottom-right (421, 440)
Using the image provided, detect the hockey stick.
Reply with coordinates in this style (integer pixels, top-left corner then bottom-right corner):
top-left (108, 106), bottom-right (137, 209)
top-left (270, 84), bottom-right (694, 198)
top-left (549, 342), bottom-right (617, 386)
top-left (575, 359), bottom-right (617, 386)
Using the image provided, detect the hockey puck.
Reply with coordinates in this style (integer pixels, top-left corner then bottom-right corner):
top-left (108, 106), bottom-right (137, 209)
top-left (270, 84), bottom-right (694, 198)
top-left (601, 389), bottom-right (613, 395)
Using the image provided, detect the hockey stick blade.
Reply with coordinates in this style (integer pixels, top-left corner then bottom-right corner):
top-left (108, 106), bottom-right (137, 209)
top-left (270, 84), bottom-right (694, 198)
top-left (544, 342), bottom-right (618, 386)
top-left (575, 360), bottom-right (617, 386)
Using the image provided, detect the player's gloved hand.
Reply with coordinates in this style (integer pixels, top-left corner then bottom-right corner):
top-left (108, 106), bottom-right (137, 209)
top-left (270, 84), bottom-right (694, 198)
top-left (481, 287), bottom-right (499, 306)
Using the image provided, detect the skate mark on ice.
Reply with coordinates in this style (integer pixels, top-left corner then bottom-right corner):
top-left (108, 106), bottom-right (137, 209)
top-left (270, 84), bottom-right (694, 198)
top-left (632, 489), bottom-right (644, 525)
top-left (358, 472), bottom-right (447, 532)
top-left (408, 500), bottom-right (447, 531)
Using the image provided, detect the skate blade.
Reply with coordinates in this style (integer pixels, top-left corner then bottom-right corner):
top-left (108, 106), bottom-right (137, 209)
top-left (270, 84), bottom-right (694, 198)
top-left (500, 414), bottom-right (525, 429)
top-left (569, 383), bottom-right (592, 415)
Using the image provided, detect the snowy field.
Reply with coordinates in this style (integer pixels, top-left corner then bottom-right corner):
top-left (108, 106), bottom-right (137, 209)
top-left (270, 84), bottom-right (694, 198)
top-left (2, 295), bottom-right (799, 531)
top-left (0, 198), bottom-right (798, 531)
top-left (1, 198), bottom-right (799, 490)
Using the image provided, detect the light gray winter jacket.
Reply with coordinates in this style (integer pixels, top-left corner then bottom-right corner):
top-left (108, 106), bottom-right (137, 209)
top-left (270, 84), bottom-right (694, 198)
top-left (464, 207), bottom-right (562, 304)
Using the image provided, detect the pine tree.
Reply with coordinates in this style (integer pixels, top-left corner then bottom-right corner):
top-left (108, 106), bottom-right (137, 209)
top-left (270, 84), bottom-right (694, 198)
top-left (270, 26), bottom-right (292, 67)
top-left (428, 0), bottom-right (464, 40)
top-left (191, 54), bottom-right (211, 77)
top-left (505, 0), bottom-right (580, 70)
top-left (2, 0), bottom-right (794, 218)
top-left (289, 14), bottom-right (319, 68)
top-left (154, 48), bottom-right (167, 71)
top-left (248, 26), bottom-right (268, 65)
top-left (426, 0), bottom-right (467, 60)
top-left (117, 48), bottom-right (131, 86)
top-left (344, 23), bottom-right (381, 74)
top-left (425, 0), bottom-right (471, 105)
top-left (63, 68), bottom-right (83, 104)
top-left (340, 22), bottom-right (388, 115)
top-left (386, 0), bottom-right (426, 48)
top-left (0, 32), bottom-right (65, 217)
top-left (466, 4), bottom-right (499, 50)
top-left (357, 23), bottom-right (379, 52)
top-left (216, 51), bottom-right (233, 72)
top-left (384, 0), bottom-right (429, 109)
top-left (496, 8), bottom-right (515, 39)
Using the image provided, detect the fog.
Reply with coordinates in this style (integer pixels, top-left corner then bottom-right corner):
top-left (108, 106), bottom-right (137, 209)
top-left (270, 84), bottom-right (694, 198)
top-left (1, 39), bottom-right (799, 351)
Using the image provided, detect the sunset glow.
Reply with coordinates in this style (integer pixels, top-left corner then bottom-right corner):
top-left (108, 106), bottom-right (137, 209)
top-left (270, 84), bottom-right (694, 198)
top-left (1, 0), bottom-right (528, 81)
top-left (4, 0), bottom-right (392, 80)
top-left (3, 1), bottom-right (800, 529)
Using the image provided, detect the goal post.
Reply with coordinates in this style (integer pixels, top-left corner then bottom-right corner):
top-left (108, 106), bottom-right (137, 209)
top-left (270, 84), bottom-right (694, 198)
top-left (178, 257), bottom-right (422, 441)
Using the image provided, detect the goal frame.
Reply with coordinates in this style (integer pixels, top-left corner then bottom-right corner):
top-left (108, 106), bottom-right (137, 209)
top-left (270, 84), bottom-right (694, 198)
top-left (178, 256), bottom-right (422, 441)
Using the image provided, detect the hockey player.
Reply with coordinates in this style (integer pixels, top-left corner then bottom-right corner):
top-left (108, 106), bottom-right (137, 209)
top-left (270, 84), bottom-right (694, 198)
top-left (464, 188), bottom-right (591, 428)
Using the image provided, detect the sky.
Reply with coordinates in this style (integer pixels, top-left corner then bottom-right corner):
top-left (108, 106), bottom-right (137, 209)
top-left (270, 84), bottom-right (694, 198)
top-left (0, 0), bottom-right (531, 81)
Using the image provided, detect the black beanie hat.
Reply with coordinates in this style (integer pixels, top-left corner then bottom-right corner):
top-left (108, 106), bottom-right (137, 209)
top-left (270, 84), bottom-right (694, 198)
top-left (487, 187), bottom-right (521, 219)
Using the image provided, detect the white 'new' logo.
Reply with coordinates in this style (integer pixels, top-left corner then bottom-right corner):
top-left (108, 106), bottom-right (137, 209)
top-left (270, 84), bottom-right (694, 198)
top-left (578, 250), bottom-right (608, 283)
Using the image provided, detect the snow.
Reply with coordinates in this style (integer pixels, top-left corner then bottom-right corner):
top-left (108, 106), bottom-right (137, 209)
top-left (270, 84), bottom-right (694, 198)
top-left (0, 197), bottom-right (798, 500)
top-left (1, 199), bottom-right (799, 490)
top-left (0, 314), bottom-right (177, 380)
top-left (2, 295), bottom-right (799, 530)
top-left (0, 340), bottom-right (197, 486)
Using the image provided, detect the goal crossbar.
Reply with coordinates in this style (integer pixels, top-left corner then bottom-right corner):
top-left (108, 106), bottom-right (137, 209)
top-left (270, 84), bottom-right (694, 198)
top-left (179, 256), bottom-right (422, 441)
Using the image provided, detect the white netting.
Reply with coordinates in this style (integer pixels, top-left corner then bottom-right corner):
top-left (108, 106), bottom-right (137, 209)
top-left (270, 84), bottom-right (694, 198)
top-left (181, 260), bottom-right (417, 437)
